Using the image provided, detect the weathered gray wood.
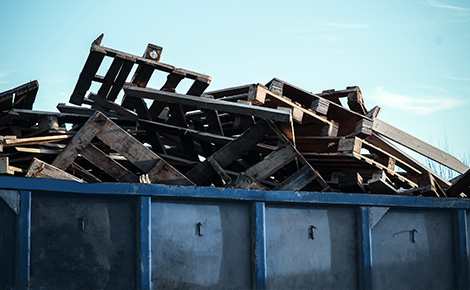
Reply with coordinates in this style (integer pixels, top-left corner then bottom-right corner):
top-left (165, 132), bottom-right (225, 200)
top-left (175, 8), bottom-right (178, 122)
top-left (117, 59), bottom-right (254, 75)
top-left (186, 119), bottom-right (272, 185)
top-left (446, 169), bottom-right (470, 197)
top-left (52, 112), bottom-right (108, 170)
top-left (26, 158), bottom-right (84, 182)
top-left (372, 119), bottom-right (469, 174)
top-left (80, 143), bottom-right (139, 183)
top-left (124, 86), bottom-right (292, 122)
top-left (0, 157), bottom-right (14, 175)
top-left (274, 164), bottom-right (319, 191)
top-left (94, 112), bottom-right (193, 185)
top-left (146, 159), bottom-right (195, 186)
top-left (311, 98), bottom-right (330, 115)
top-left (244, 142), bottom-right (298, 181)
top-left (365, 133), bottom-right (450, 188)
top-left (366, 106), bottom-right (382, 119)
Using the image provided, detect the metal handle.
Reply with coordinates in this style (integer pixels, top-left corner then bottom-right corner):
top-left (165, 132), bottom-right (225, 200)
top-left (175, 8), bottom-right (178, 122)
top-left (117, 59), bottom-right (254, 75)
top-left (196, 222), bottom-right (204, 236)
top-left (308, 225), bottom-right (316, 240)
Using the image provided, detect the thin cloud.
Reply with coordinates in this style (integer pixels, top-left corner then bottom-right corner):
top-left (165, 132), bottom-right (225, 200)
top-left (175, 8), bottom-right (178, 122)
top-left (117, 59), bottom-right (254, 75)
top-left (321, 22), bottom-right (369, 28)
top-left (369, 87), bottom-right (461, 115)
top-left (426, 0), bottom-right (470, 11)
top-left (444, 75), bottom-right (470, 81)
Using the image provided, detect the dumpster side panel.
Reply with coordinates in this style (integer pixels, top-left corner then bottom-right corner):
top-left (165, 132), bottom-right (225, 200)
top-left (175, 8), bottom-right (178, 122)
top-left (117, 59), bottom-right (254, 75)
top-left (0, 195), bottom-right (15, 290)
top-left (265, 205), bottom-right (357, 289)
top-left (371, 209), bottom-right (454, 290)
top-left (151, 201), bottom-right (251, 290)
top-left (30, 194), bottom-right (136, 290)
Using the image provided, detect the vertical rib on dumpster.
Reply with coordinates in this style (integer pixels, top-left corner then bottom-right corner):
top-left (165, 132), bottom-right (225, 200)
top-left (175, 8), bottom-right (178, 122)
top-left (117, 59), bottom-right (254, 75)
top-left (454, 210), bottom-right (469, 290)
top-left (358, 206), bottom-right (372, 290)
top-left (138, 196), bottom-right (152, 290)
top-left (252, 202), bottom-right (267, 289)
top-left (17, 191), bottom-right (31, 290)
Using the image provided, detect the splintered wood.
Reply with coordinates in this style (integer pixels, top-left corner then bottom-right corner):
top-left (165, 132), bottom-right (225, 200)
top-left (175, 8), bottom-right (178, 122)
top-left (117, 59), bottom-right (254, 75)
top-left (1, 34), bottom-right (468, 197)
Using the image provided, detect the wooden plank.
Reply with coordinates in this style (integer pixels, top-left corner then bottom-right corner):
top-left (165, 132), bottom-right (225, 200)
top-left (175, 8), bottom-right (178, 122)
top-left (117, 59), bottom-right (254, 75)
top-left (186, 119), bottom-right (273, 185)
top-left (338, 172), bottom-right (367, 193)
top-left (26, 158), bottom-right (84, 182)
top-left (368, 171), bottom-right (398, 194)
top-left (145, 159), bottom-right (195, 186)
top-left (446, 169), bottom-right (470, 197)
top-left (69, 50), bottom-right (105, 105)
top-left (106, 59), bottom-right (133, 102)
top-left (347, 87), bottom-right (367, 115)
top-left (124, 86), bottom-right (292, 122)
top-left (0, 80), bottom-right (39, 110)
top-left (266, 79), bottom-right (368, 135)
top-left (69, 162), bottom-right (102, 183)
top-left (186, 76), bottom-right (211, 96)
top-left (311, 98), bottom-right (330, 115)
top-left (248, 84), bottom-right (331, 125)
top-left (96, 58), bottom-right (123, 99)
top-left (244, 142), bottom-right (298, 181)
top-left (94, 112), bottom-right (193, 185)
top-left (3, 134), bottom-right (72, 148)
top-left (366, 106), bottom-right (382, 119)
top-left (207, 156), bottom-right (232, 184)
top-left (81, 143), bottom-right (139, 183)
top-left (274, 164), bottom-right (320, 191)
top-left (0, 157), bottom-right (14, 175)
top-left (92, 44), bottom-right (210, 81)
top-left (52, 112), bottom-right (108, 170)
top-left (161, 71), bottom-right (185, 92)
top-left (89, 93), bottom-right (139, 121)
top-left (372, 119), bottom-right (469, 174)
top-left (230, 172), bottom-right (266, 189)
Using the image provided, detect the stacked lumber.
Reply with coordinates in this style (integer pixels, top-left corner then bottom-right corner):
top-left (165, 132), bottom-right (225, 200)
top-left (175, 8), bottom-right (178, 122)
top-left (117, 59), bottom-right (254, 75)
top-left (1, 35), bottom-right (468, 197)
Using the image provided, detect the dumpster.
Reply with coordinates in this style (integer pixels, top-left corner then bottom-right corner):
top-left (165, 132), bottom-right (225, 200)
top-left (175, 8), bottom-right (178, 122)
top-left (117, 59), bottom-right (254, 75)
top-left (1, 175), bottom-right (469, 290)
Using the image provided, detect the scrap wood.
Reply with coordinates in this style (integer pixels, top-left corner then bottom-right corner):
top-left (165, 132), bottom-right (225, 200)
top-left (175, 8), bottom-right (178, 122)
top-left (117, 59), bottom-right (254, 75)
top-left (25, 157), bottom-right (83, 182)
top-left (51, 111), bottom-right (194, 186)
top-left (446, 169), bottom-right (470, 197)
top-left (0, 80), bottom-right (39, 111)
top-left (1, 35), bottom-right (467, 198)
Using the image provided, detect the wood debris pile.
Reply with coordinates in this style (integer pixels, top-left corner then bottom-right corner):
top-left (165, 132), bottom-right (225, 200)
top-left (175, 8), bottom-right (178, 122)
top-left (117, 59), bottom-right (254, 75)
top-left (1, 35), bottom-right (469, 197)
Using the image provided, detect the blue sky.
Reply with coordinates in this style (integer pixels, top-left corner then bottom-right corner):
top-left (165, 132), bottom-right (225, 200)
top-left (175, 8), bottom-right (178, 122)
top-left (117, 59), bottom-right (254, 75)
top-left (1, 0), bottom-right (469, 163)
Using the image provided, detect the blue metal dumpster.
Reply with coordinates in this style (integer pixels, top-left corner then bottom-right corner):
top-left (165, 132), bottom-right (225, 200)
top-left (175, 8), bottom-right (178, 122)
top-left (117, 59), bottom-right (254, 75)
top-left (1, 175), bottom-right (469, 290)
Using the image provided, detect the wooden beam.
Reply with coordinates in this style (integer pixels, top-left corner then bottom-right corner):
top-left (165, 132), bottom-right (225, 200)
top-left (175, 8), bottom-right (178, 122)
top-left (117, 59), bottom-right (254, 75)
top-left (372, 119), bottom-right (468, 174)
top-left (52, 112), bottom-right (108, 170)
top-left (274, 164), bottom-right (320, 191)
top-left (80, 143), bottom-right (139, 183)
top-left (338, 172), bottom-right (367, 193)
top-left (446, 169), bottom-right (470, 197)
top-left (244, 142), bottom-right (298, 181)
top-left (365, 133), bottom-right (450, 188)
top-left (69, 50), bottom-right (105, 105)
top-left (26, 158), bottom-right (84, 182)
top-left (124, 86), bottom-right (292, 123)
top-left (186, 119), bottom-right (272, 185)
